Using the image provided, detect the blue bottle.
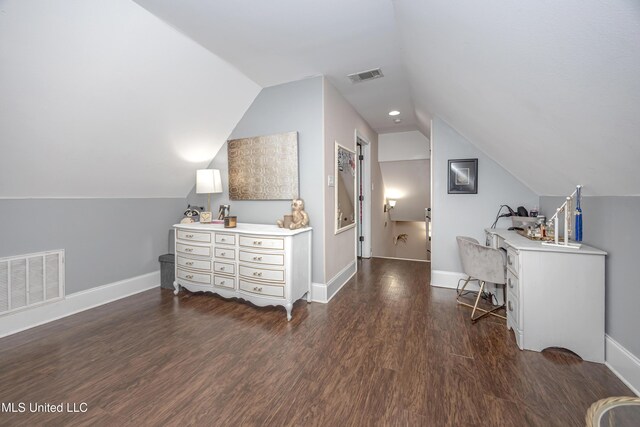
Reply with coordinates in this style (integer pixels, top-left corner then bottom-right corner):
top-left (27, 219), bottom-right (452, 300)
top-left (575, 186), bottom-right (582, 242)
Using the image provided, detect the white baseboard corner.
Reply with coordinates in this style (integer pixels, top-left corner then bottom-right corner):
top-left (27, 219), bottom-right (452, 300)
top-left (605, 335), bottom-right (640, 397)
top-left (311, 260), bottom-right (356, 304)
top-left (431, 270), bottom-right (468, 289)
top-left (373, 256), bottom-right (430, 263)
top-left (0, 271), bottom-right (160, 339)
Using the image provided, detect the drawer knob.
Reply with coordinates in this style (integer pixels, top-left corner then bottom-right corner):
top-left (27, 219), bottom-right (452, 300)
top-left (186, 261), bottom-right (193, 266)
top-left (186, 234), bottom-right (193, 238)
top-left (185, 248), bottom-right (193, 252)
top-left (220, 280), bottom-right (225, 285)
top-left (221, 252), bottom-right (226, 256)
top-left (221, 238), bottom-right (226, 241)
top-left (186, 274), bottom-right (193, 279)
top-left (508, 278), bottom-right (513, 288)
top-left (253, 256), bottom-right (263, 261)
top-left (508, 301), bottom-right (513, 312)
top-left (253, 286), bottom-right (263, 292)
top-left (220, 266), bottom-right (225, 270)
top-left (253, 272), bottom-right (263, 277)
top-left (253, 241), bottom-right (262, 245)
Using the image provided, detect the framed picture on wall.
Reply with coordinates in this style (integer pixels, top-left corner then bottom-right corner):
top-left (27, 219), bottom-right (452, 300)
top-left (448, 158), bottom-right (478, 194)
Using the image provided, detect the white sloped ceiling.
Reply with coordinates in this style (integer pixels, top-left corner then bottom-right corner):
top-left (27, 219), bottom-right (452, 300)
top-left (394, 0), bottom-right (640, 196)
top-left (0, 0), bottom-right (260, 198)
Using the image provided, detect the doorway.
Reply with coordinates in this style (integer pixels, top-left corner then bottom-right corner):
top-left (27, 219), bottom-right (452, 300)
top-left (355, 130), bottom-right (372, 259)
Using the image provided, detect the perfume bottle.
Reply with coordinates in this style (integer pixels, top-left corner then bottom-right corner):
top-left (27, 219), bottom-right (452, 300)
top-left (575, 186), bottom-right (583, 242)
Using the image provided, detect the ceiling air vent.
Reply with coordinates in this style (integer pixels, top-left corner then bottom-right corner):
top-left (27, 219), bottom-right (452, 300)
top-left (347, 68), bottom-right (383, 83)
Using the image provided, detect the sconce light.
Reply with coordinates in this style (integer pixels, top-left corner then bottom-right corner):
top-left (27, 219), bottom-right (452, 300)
top-left (384, 199), bottom-right (397, 212)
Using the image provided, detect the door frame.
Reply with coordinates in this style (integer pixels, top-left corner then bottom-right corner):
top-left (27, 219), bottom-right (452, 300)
top-left (355, 129), bottom-right (372, 259)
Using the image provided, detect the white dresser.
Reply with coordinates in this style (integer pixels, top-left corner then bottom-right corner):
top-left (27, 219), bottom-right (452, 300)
top-left (173, 223), bottom-right (312, 321)
top-left (485, 228), bottom-right (607, 363)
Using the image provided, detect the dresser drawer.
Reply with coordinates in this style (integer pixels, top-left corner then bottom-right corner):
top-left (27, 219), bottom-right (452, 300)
top-left (507, 291), bottom-right (520, 329)
top-left (239, 250), bottom-right (284, 266)
top-left (214, 275), bottom-right (234, 289)
top-left (214, 247), bottom-right (235, 260)
top-left (214, 261), bottom-right (235, 275)
top-left (239, 265), bottom-right (285, 283)
top-left (239, 235), bottom-right (284, 250)
top-left (215, 233), bottom-right (236, 245)
top-left (176, 229), bottom-right (211, 243)
top-left (177, 268), bottom-right (211, 285)
top-left (176, 243), bottom-right (211, 257)
top-left (506, 247), bottom-right (519, 276)
top-left (177, 256), bottom-right (211, 271)
top-left (239, 280), bottom-right (284, 298)
top-left (506, 270), bottom-right (519, 299)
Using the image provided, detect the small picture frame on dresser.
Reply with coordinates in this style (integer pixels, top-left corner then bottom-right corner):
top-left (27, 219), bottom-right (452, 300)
top-left (200, 211), bottom-right (212, 223)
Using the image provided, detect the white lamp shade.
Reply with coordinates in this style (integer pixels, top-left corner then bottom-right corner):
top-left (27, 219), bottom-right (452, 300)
top-left (196, 169), bottom-right (223, 194)
top-left (388, 199), bottom-right (397, 208)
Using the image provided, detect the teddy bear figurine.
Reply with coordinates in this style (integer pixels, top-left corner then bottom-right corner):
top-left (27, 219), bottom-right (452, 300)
top-left (277, 199), bottom-right (309, 230)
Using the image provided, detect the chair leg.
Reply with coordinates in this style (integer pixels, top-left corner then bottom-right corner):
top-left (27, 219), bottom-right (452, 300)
top-left (470, 281), bottom-right (485, 321)
top-left (457, 278), bottom-right (507, 322)
top-left (457, 276), bottom-right (472, 298)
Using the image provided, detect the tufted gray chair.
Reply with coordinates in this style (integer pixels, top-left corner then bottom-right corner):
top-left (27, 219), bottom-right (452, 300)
top-left (456, 236), bottom-right (507, 322)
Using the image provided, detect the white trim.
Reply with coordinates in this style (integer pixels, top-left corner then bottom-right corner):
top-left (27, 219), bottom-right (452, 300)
top-left (0, 271), bottom-right (160, 338)
top-left (311, 260), bottom-right (356, 303)
top-left (355, 129), bottom-right (372, 259)
top-left (431, 269), bottom-right (468, 289)
top-left (373, 256), bottom-right (430, 263)
top-left (605, 335), bottom-right (640, 397)
top-left (311, 282), bottom-right (327, 303)
top-left (431, 269), bottom-right (504, 305)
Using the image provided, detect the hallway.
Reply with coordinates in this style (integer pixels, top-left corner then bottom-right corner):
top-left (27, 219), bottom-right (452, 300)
top-left (0, 258), bottom-right (633, 426)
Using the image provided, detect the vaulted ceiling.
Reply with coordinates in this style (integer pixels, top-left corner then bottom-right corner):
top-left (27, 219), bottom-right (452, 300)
top-left (0, 0), bottom-right (260, 198)
top-left (2, 1), bottom-right (638, 198)
top-left (134, 0), bottom-right (640, 196)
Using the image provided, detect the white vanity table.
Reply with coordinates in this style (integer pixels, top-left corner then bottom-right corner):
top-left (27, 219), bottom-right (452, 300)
top-left (173, 222), bottom-right (312, 321)
top-left (485, 228), bottom-right (607, 362)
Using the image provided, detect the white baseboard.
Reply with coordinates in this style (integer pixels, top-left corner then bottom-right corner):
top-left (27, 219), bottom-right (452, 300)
top-left (431, 269), bottom-right (468, 289)
top-left (373, 256), bottom-right (430, 263)
top-left (605, 335), bottom-right (640, 397)
top-left (311, 282), bottom-right (327, 303)
top-left (311, 260), bottom-right (356, 303)
top-left (431, 269), bottom-right (505, 305)
top-left (0, 271), bottom-right (160, 339)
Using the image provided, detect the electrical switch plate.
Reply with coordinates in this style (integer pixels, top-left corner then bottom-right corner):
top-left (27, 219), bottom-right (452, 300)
top-left (328, 175), bottom-right (335, 187)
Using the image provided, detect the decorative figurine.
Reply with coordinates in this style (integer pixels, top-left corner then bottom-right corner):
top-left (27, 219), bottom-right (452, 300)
top-left (278, 199), bottom-right (309, 230)
top-left (180, 205), bottom-right (202, 224)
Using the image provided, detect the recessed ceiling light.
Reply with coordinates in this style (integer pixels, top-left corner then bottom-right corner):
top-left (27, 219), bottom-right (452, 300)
top-left (388, 110), bottom-right (400, 116)
top-left (393, 118), bottom-right (402, 124)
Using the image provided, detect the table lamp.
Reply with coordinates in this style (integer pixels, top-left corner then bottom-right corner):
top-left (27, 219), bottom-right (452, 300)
top-left (196, 169), bottom-right (223, 222)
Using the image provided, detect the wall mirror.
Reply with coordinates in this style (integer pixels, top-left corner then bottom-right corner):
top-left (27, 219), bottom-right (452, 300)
top-left (335, 142), bottom-right (356, 234)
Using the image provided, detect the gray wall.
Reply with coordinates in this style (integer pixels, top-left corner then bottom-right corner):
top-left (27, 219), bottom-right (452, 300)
top-left (431, 117), bottom-right (539, 274)
top-left (0, 198), bottom-right (184, 294)
top-left (187, 77), bottom-right (325, 283)
top-left (540, 196), bottom-right (640, 359)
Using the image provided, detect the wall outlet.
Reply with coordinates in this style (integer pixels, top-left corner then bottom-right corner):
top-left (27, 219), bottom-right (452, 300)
top-left (328, 175), bottom-right (335, 187)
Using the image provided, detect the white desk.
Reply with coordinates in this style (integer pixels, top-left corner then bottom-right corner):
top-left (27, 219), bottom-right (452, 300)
top-left (485, 228), bottom-right (607, 363)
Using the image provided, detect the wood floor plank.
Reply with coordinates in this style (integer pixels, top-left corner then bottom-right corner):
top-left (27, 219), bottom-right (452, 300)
top-left (0, 258), bottom-right (634, 426)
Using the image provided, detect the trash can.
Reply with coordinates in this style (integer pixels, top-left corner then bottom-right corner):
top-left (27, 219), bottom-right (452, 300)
top-left (158, 254), bottom-right (175, 290)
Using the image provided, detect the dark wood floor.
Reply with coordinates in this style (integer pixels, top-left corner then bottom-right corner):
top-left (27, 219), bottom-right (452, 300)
top-left (0, 258), bottom-right (634, 426)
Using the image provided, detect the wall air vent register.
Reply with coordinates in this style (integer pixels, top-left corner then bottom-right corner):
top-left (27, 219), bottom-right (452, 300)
top-left (0, 250), bottom-right (65, 315)
top-left (347, 68), bottom-right (384, 83)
